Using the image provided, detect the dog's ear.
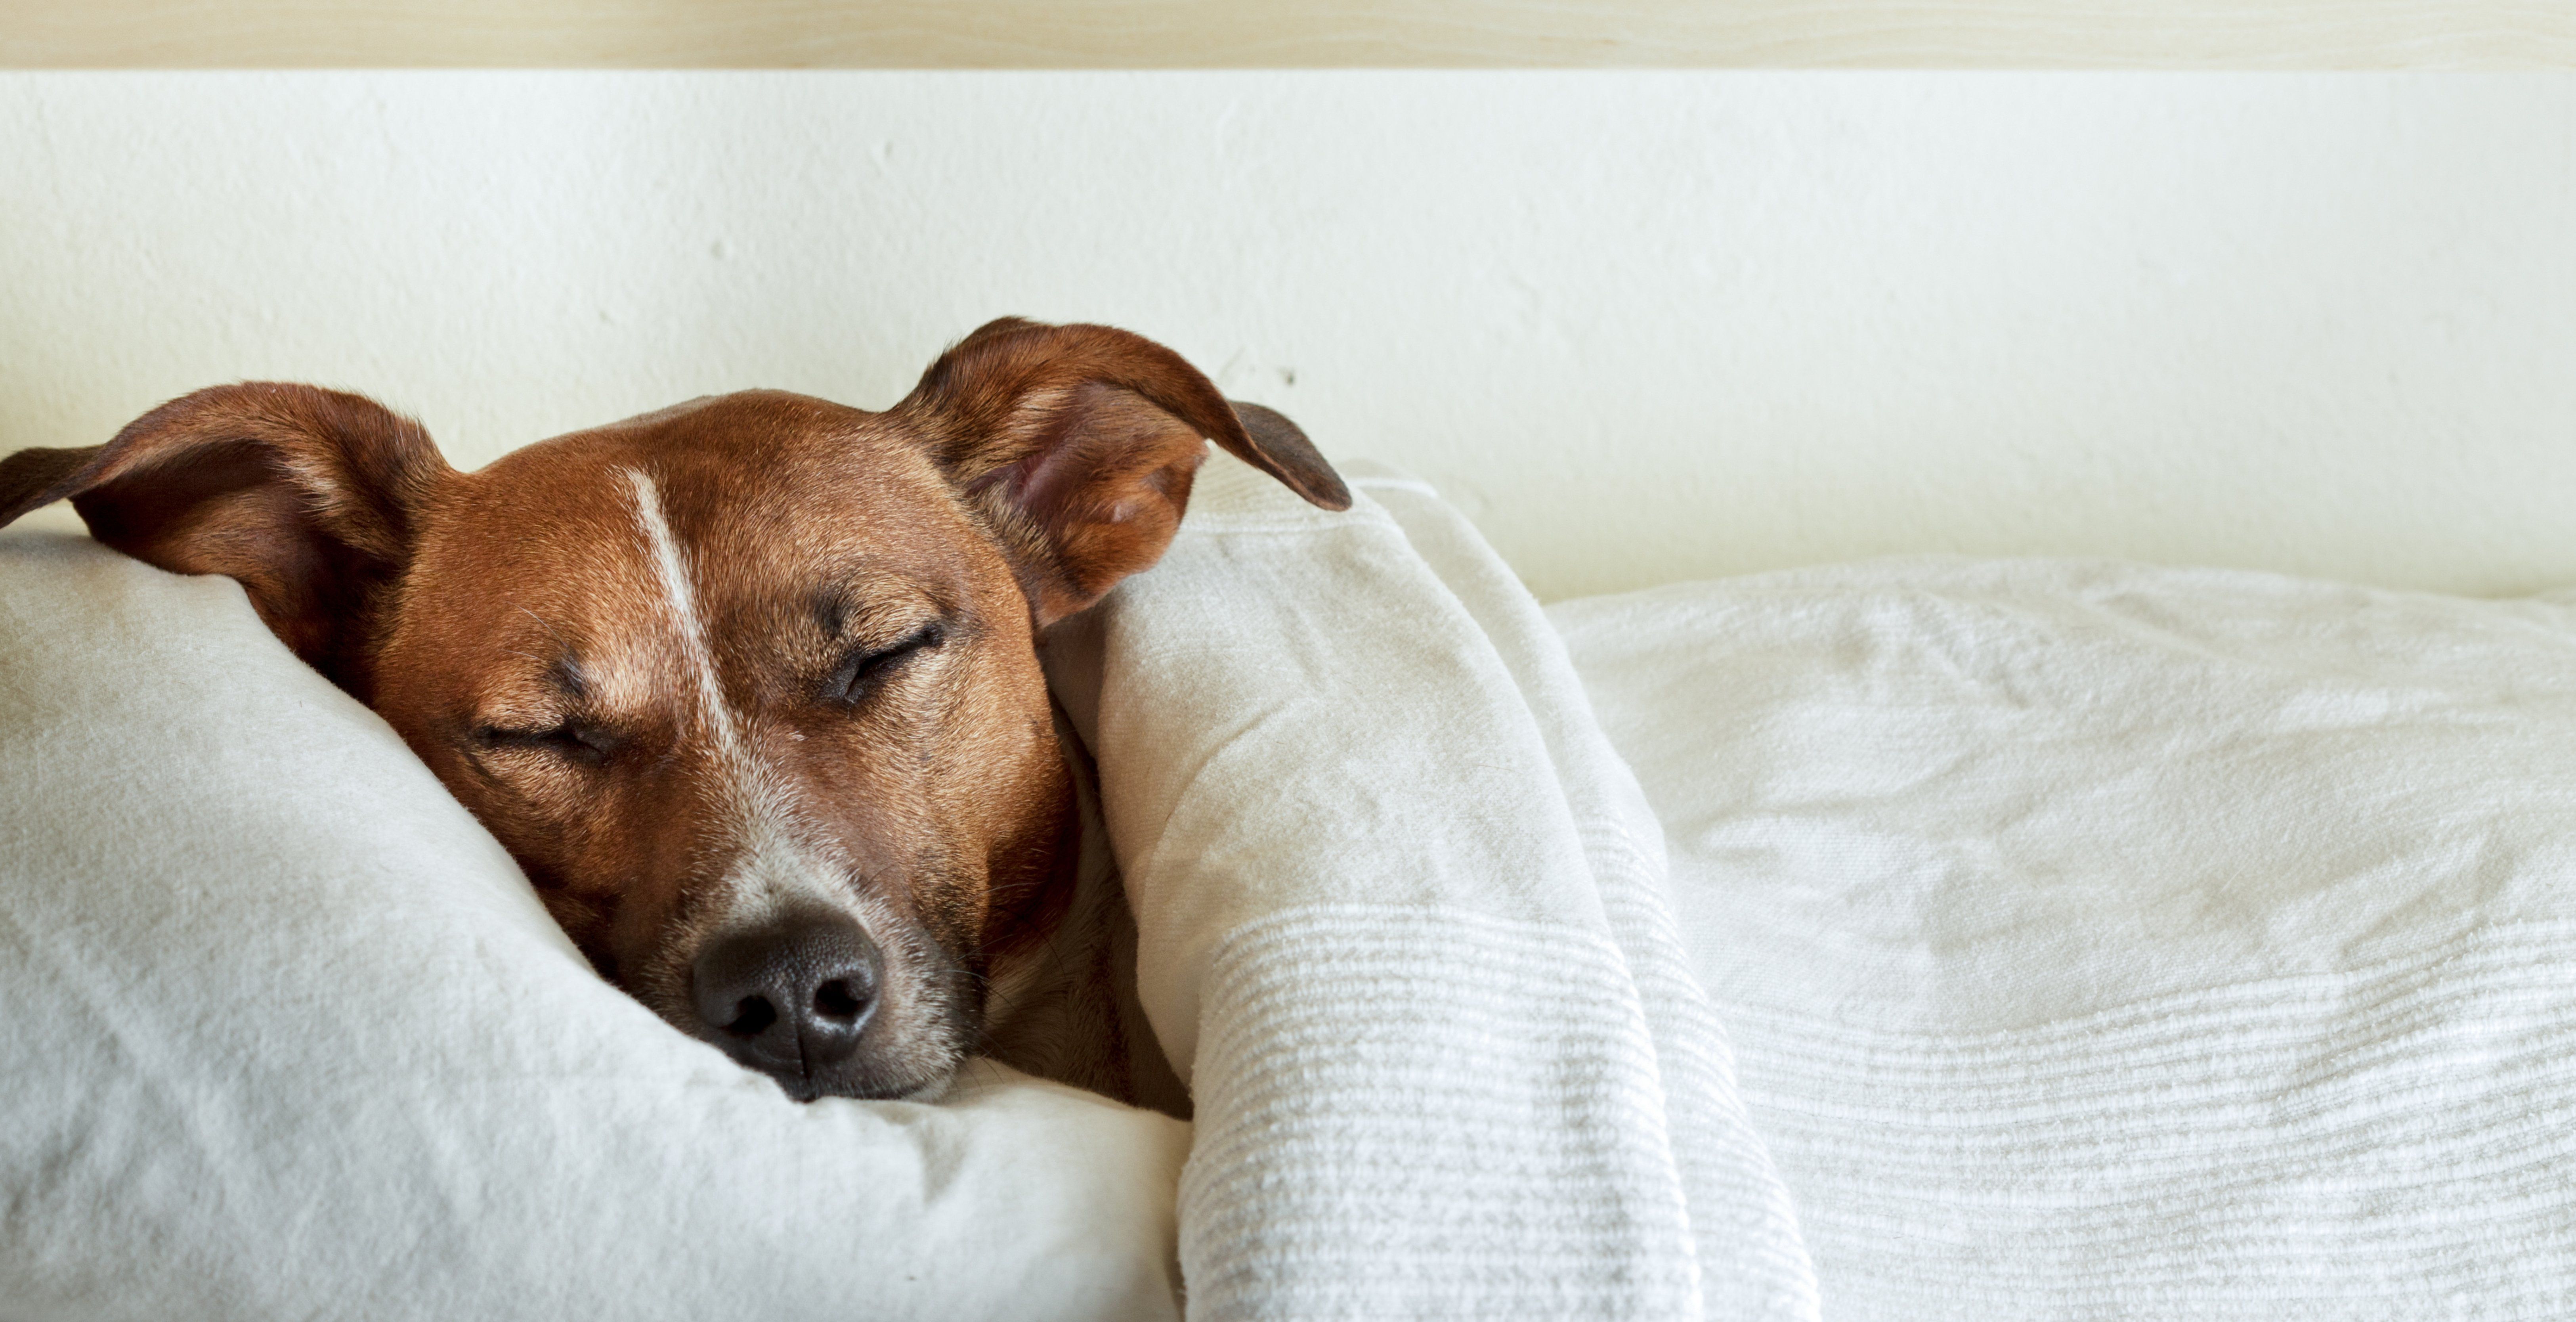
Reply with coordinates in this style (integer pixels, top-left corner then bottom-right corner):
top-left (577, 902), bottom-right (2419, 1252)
top-left (0, 383), bottom-right (449, 695)
top-left (896, 318), bottom-right (1349, 628)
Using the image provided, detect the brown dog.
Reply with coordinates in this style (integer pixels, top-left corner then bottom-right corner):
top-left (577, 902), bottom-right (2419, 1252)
top-left (0, 318), bottom-right (1347, 1107)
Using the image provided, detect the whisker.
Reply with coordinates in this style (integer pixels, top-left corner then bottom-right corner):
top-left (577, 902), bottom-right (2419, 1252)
top-left (516, 604), bottom-right (573, 649)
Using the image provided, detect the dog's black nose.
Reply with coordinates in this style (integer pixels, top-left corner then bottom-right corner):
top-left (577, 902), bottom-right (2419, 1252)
top-left (690, 911), bottom-right (883, 1088)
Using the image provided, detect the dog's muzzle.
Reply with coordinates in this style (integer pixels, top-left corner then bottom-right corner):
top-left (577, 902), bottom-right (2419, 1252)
top-left (690, 905), bottom-right (885, 1101)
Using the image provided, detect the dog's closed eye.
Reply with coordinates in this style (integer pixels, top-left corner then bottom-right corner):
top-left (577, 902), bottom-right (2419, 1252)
top-left (477, 722), bottom-right (625, 766)
top-left (822, 623), bottom-right (946, 706)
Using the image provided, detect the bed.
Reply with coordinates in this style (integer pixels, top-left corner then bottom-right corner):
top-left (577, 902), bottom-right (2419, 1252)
top-left (6, 451), bottom-right (2570, 1319)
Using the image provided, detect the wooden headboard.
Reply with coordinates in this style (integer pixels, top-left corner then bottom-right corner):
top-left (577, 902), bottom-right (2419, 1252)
top-left (6, 0), bottom-right (2568, 69)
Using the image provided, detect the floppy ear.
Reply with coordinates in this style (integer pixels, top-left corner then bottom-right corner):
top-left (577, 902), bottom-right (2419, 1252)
top-left (0, 383), bottom-right (449, 697)
top-left (895, 318), bottom-right (1350, 628)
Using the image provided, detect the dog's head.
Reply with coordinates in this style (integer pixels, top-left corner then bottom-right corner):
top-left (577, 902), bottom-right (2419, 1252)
top-left (0, 319), bottom-right (1347, 1101)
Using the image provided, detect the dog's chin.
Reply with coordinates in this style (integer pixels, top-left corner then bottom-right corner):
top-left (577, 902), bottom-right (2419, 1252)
top-left (769, 1067), bottom-right (959, 1106)
top-left (755, 1049), bottom-right (965, 1104)
top-left (661, 1006), bottom-right (971, 1104)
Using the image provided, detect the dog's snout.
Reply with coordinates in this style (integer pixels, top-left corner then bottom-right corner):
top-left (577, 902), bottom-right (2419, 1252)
top-left (690, 911), bottom-right (883, 1092)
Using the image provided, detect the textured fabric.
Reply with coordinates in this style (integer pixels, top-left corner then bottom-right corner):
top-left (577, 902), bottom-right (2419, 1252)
top-left (1046, 458), bottom-right (1817, 1321)
top-left (1553, 556), bottom-right (2576, 1320)
top-left (0, 528), bottom-right (1191, 1322)
top-left (1368, 474), bottom-right (1819, 1321)
top-left (43, 460), bottom-right (2566, 1319)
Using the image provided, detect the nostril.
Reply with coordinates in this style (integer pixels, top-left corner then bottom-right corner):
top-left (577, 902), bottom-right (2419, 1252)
top-left (722, 995), bottom-right (779, 1039)
top-left (813, 978), bottom-right (868, 1024)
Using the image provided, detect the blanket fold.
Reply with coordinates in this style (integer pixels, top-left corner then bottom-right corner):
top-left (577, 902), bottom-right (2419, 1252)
top-left (1048, 456), bottom-right (1817, 1320)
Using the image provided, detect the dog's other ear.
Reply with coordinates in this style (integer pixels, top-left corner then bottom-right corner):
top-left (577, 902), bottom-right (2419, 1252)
top-left (896, 318), bottom-right (1350, 628)
top-left (0, 383), bottom-right (448, 695)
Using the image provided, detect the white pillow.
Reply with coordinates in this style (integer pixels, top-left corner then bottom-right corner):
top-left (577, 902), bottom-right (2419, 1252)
top-left (0, 528), bottom-right (1188, 1322)
top-left (1555, 556), bottom-right (2576, 1320)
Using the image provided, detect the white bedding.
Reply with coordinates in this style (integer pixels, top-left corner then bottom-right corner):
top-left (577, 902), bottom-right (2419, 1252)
top-left (0, 528), bottom-right (1190, 1322)
top-left (1047, 458), bottom-right (1814, 1319)
top-left (1, 457), bottom-right (1816, 1321)
top-left (1554, 557), bottom-right (2576, 1319)
top-left (11, 463), bottom-right (2576, 1320)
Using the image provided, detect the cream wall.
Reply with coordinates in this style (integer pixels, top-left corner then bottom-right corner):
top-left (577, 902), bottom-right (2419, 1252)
top-left (2, 73), bottom-right (2570, 601)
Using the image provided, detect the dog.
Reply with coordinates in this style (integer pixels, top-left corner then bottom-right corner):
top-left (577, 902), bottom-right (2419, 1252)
top-left (0, 318), bottom-right (1348, 1109)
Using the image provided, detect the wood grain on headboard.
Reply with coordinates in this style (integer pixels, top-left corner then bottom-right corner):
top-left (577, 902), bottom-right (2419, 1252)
top-left (6, 0), bottom-right (2569, 68)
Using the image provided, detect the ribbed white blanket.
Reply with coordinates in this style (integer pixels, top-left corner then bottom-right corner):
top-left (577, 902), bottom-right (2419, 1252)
top-left (1046, 458), bottom-right (1817, 1321)
top-left (1554, 557), bottom-right (2576, 1320)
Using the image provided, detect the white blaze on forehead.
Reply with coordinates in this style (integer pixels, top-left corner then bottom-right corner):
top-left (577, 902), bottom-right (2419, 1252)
top-left (621, 468), bottom-right (845, 922)
top-left (623, 467), bottom-right (748, 760)
top-left (617, 469), bottom-right (957, 1062)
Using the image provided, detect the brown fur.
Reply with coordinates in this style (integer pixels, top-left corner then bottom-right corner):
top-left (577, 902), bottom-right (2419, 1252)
top-left (0, 319), bottom-right (1348, 1107)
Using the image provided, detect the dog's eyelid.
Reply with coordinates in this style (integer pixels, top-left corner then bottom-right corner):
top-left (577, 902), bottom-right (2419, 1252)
top-left (821, 589), bottom-right (950, 641)
top-left (862, 616), bottom-right (950, 660)
top-left (822, 619), bottom-right (949, 705)
top-left (472, 719), bottom-right (626, 765)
